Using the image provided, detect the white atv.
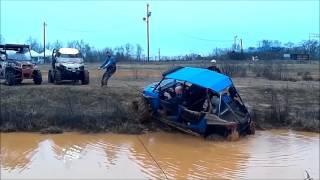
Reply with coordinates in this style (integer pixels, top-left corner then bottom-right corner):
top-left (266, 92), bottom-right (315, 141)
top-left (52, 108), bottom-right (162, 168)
top-left (49, 48), bottom-right (89, 85)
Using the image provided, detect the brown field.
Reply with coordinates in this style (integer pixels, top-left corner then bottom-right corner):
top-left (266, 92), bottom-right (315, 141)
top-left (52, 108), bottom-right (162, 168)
top-left (0, 60), bottom-right (319, 133)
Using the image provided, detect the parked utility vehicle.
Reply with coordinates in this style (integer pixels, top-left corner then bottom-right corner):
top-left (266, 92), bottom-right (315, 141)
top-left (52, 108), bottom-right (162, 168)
top-left (136, 67), bottom-right (255, 139)
top-left (49, 48), bottom-right (89, 84)
top-left (0, 44), bottom-right (42, 85)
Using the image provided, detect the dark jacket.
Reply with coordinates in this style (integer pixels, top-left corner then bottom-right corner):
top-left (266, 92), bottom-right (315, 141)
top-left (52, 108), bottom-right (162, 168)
top-left (208, 66), bottom-right (221, 73)
top-left (100, 56), bottom-right (116, 70)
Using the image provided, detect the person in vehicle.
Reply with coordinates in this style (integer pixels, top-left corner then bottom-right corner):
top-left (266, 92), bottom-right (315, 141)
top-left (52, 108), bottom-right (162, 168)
top-left (163, 87), bottom-right (175, 100)
top-left (160, 84), bottom-right (185, 115)
top-left (184, 84), bottom-right (207, 111)
top-left (208, 59), bottom-right (221, 73)
top-left (202, 91), bottom-right (220, 114)
top-left (164, 84), bottom-right (185, 104)
top-left (99, 51), bottom-right (117, 87)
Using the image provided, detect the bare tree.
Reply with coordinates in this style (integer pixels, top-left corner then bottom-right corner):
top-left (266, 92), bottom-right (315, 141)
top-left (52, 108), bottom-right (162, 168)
top-left (136, 44), bottom-right (143, 61)
top-left (46, 42), bottom-right (52, 50)
top-left (125, 43), bottom-right (134, 60)
top-left (52, 40), bottom-right (63, 49)
top-left (301, 40), bottom-right (320, 59)
top-left (26, 37), bottom-right (42, 52)
top-left (114, 46), bottom-right (125, 61)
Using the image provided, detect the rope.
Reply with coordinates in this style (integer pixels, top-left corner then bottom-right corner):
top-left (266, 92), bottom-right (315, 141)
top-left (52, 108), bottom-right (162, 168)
top-left (136, 136), bottom-right (168, 180)
top-left (118, 74), bottom-right (167, 179)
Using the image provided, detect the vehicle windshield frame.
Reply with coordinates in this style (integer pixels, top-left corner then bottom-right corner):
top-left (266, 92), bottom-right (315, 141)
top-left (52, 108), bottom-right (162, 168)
top-left (154, 78), bottom-right (178, 92)
top-left (58, 53), bottom-right (82, 58)
top-left (5, 48), bottom-right (32, 61)
top-left (56, 53), bottom-right (84, 63)
top-left (216, 88), bottom-right (248, 120)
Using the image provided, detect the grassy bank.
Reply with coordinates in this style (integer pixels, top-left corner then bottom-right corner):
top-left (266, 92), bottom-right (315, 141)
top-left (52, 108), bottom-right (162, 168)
top-left (246, 86), bottom-right (319, 132)
top-left (0, 61), bottom-right (319, 133)
top-left (0, 85), bottom-right (148, 133)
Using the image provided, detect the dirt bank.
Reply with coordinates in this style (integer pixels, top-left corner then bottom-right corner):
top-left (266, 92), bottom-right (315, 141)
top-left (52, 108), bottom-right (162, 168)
top-left (1, 62), bottom-right (319, 133)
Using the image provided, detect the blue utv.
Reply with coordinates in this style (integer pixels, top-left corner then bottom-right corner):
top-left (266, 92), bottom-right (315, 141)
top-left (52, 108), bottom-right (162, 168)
top-left (136, 66), bottom-right (255, 139)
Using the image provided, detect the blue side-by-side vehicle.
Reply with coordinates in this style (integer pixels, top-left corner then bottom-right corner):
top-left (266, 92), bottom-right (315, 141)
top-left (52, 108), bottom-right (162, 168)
top-left (137, 66), bottom-right (255, 138)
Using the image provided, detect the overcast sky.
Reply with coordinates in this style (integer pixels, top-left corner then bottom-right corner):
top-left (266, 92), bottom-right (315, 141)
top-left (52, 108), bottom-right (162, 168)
top-left (1, 0), bottom-right (319, 56)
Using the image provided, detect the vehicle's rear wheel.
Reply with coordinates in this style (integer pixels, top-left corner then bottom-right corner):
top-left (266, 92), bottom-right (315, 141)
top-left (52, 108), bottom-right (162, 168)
top-left (81, 70), bottom-right (89, 85)
top-left (247, 121), bottom-right (255, 135)
top-left (48, 70), bottom-right (53, 83)
top-left (134, 97), bottom-right (152, 123)
top-left (5, 71), bottom-right (16, 86)
top-left (16, 79), bottom-right (22, 84)
top-left (227, 127), bottom-right (240, 141)
top-left (54, 70), bottom-right (62, 84)
top-left (33, 70), bottom-right (42, 85)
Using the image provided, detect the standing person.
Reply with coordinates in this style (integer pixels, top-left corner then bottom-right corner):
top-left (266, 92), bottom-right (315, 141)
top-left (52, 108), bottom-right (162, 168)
top-left (99, 51), bottom-right (116, 87)
top-left (207, 59), bottom-right (221, 73)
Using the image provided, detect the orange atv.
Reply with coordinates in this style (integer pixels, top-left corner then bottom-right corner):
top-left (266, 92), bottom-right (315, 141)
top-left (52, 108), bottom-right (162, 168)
top-left (0, 44), bottom-right (42, 85)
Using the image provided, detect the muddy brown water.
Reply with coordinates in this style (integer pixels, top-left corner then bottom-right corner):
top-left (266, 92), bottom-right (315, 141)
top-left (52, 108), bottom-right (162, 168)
top-left (1, 130), bottom-right (319, 179)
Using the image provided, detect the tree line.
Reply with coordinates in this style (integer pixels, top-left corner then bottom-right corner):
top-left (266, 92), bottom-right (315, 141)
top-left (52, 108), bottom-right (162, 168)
top-left (1, 34), bottom-right (319, 61)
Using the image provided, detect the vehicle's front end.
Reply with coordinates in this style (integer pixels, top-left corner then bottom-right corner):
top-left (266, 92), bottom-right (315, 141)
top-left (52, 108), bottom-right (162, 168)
top-left (12, 61), bottom-right (35, 79)
top-left (55, 59), bottom-right (85, 80)
top-left (142, 82), bottom-right (160, 112)
top-left (50, 48), bottom-right (89, 85)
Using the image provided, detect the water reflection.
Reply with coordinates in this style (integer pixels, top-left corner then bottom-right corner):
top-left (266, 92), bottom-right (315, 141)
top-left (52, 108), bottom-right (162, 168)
top-left (138, 132), bottom-right (250, 179)
top-left (0, 133), bottom-right (44, 172)
top-left (1, 130), bottom-right (319, 179)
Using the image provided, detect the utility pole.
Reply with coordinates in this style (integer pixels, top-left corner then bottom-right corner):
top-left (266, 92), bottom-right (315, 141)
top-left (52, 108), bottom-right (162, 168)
top-left (158, 48), bottom-right (160, 61)
top-left (233, 35), bottom-right (237, 51)
top-left (43, 22), bottom-right (47, 62)
top-left (240, 38), bottom-right (243, 53)
top-left (143, 4), bottom-right (151, 62)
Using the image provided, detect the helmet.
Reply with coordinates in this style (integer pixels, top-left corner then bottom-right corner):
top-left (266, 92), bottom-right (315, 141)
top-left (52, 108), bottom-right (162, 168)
top-left (210, 59), bottom-right (217, 63)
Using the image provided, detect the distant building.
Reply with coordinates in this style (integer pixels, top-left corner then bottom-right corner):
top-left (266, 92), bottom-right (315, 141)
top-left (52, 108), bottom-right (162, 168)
top-left (283, 53), bottom-right (290, 60)
top-left (282, 53), bottom-right (309, 60)
top-left (290, 54), bottom-right (309, 60)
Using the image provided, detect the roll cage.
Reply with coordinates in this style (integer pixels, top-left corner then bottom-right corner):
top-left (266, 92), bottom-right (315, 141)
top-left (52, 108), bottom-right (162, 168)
top-left (154, 76), bottom-right (249, 121)
top-left (0, 44), bottom-right (31, 61)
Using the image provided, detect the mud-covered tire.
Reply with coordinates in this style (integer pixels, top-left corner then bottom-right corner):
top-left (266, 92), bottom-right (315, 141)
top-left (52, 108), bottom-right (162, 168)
top-left (48, 70), bottom-right (53, 83)
top-left (81, 70), bottom-right (89, 85)
top-left (227, 128), bottom-right (240, 141)
top-left (247, 121), bottom-right (255, 135)
top-left (33, 70), bottom-right (42, 85)
top-left (16, 79), bottom-right (22, 84)
top-left (136, 97), bottom-right (152, 123)
top-left (5, 71), bottom-right (16, 86)
top-left (54, 70), bottom-right (62, 85)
